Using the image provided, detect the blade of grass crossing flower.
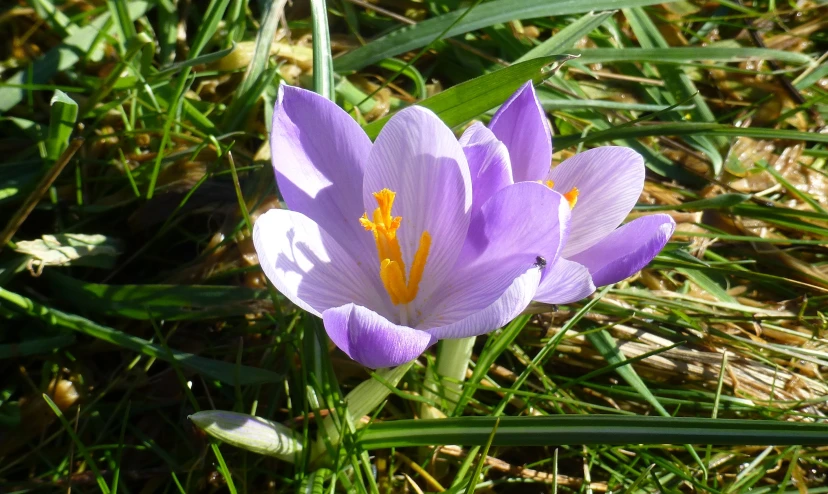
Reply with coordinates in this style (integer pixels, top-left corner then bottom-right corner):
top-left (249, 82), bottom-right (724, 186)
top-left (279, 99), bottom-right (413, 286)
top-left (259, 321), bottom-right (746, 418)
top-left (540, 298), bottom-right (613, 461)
top-left (333, 0), bottom-right (683, 71)
top-left (44, 90), bottom-right (78, 163)
top-left (310, 0), bottom-right (334, 100)
top-left (515, 11), bottom-right (614, 63)
top-left (42, 394), bottom-right (111, 494)
top-left (624, 7), bottom-right (724, 174)
top-left (364, 56), bottom-right (564, 138)
top-left (358, 416), bottom-right (828, 449)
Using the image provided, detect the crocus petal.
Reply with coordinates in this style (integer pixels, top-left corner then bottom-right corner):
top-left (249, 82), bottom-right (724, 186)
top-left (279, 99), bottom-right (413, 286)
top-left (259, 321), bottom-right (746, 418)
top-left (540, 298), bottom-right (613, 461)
top-left (569, 214), bottom-right (676, 287)
top-left (253, 209), bottom-right (391, 319)
top-left (459, 122), bottom-right (513, 215)
top-left (270, 85), bottom-right (376, 266)
top-left (534, 258), bottom-right (596, 304)
top-left (323, 303), bottom-right (436, 368)
top-left (488, 81), bottom-right (552, 183)
top-left (425, 267), bottom-right (540, 339)
top-left (546, 147), bottom-right (645, 257)
top-left (419, 182), bottom-right (569, 331)
top-left (363, 106), bottom-right (472, 304)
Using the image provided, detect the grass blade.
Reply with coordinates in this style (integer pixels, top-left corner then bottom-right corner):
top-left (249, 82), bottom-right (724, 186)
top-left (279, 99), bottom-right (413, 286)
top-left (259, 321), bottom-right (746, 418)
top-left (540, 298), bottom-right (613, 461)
top-left (363, 56), bottom-right (565, 138)
top-left (359, 416), bottom-right (828, 449)
top-left (334, 0), bottom-right (682, 72)
top-left (310, 0), bottom-right (334, 100)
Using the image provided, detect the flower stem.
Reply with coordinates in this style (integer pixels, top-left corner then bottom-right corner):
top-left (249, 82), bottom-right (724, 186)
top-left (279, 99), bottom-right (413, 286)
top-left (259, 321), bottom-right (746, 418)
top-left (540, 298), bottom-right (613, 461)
top-left (422, 336), bottom-right (476, 418)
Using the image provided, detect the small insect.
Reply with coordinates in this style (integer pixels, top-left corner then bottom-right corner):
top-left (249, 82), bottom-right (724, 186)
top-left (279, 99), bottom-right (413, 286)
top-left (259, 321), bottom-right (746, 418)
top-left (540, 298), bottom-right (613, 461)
top-left (534, 256), bottom-right (547, 269)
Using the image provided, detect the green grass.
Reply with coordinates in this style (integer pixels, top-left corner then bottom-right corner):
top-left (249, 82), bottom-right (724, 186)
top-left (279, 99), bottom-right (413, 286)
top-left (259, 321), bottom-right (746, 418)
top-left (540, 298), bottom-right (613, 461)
top-left (1, 0), bottom-right (827, 492)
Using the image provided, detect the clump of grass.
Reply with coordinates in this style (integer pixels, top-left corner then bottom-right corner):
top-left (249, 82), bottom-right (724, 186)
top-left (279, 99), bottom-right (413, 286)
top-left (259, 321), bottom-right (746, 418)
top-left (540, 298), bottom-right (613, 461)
top-left (1, 0), bottom-right (827, 492)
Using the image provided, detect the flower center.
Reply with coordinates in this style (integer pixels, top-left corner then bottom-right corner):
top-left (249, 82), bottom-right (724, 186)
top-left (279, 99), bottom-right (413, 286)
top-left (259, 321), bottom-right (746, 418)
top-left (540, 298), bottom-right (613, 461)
top-left (544, 180), bottom-right (579, 209)
top-left (360, 189), bottom-right (431, 307)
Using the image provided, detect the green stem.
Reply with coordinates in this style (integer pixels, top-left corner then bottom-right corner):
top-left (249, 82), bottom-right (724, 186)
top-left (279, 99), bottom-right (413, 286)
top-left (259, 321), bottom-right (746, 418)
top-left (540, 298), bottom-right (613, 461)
top-left (422, 336), bottom-right (476, 418)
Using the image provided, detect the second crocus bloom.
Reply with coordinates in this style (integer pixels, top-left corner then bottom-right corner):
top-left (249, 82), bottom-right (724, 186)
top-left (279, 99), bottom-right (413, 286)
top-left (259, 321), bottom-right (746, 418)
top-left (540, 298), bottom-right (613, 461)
top-left (468, 81), bottom-right (676, 304)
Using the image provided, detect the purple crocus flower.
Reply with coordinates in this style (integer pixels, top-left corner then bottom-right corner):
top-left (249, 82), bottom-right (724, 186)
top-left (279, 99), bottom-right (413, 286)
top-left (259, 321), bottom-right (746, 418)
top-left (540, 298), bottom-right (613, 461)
top-left (466, 81), bottom-right (677, 304)
top-left (253, 85), bottom-right (581, 368)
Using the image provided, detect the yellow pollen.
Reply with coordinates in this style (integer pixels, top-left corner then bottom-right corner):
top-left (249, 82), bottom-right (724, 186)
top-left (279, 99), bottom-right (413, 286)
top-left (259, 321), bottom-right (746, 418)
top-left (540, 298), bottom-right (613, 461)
top-left (541, 179), bottom-right (578, 209)
top-left (360, 188), bottom-right (431, 305)
top-left (563, 187), bottom-right (579, 209)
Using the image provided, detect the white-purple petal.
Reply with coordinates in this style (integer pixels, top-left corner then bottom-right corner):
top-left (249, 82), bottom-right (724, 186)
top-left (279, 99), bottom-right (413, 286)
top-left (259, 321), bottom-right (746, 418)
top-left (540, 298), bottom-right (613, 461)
top-left (545, 146), bottom-right (645, 258)
top-left (323, 303), bottom-right (437, 368)
top-left (569, 214), bottom-right (676, 287)
top-left (419, 182), bottom-right (568, 329)
top-left (488, 81), bottom-right (552, 183)
top-left (459, 122), bottom-right (513, 215)
top-left (363, 106), bottom-right (472, 305)
top-left (253, 209), bottom-right (392, 318)
top-left (270, 85), bottom-right (376, 266)
top-left (534, 258), bottom-right (596, 305)
top-left (424, 267), bottom-right (540, 339)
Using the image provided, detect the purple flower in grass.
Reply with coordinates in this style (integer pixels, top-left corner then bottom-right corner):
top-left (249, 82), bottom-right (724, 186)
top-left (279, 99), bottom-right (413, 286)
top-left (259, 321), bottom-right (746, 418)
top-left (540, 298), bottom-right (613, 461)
top-left (464, 81), bottom-right (676, 304)
top-left (253, 85), bottom-right (579, 368)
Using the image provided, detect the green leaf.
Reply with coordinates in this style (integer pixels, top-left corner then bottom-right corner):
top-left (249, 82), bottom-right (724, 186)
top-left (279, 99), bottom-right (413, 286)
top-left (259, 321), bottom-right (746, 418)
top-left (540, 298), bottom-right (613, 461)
top-left (515, 10), bottom-right (615, 63)
top-left (568, 47), bottom-right (814, 66)
top-left (358, 416), bottom-right (828, 449)
top-left (634, 193), bottom-right (751, 211)
top-left (334, 0), bottom-right (682, 72)
top-left (44, 90), bottom-right (78, 163)
top-left (310, 0), bottom-right (334, 100)
top-left (363, 56), bottom-right (564, 139)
